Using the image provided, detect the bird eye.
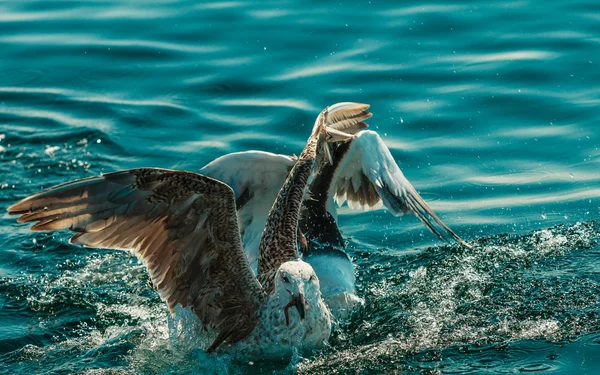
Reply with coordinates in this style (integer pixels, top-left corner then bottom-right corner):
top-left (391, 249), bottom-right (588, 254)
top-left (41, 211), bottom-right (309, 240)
top-left (282, 275), bottom-right (290, 283)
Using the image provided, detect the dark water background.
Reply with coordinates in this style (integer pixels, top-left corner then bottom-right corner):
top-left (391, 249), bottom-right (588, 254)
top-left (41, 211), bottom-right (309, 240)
top-left (1, 0), bottom-right (600, 374)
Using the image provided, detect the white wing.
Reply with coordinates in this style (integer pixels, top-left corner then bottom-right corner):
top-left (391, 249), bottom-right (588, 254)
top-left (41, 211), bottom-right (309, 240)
top-left (330, 130), bottom-right (469, 247)
top-left (199, 151), bottom-right (295, 269)
top-left (200, 131), bottom-right (469, 252)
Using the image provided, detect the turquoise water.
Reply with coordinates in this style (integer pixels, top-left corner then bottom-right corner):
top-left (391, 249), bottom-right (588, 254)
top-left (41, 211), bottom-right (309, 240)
top-left (1, 0), bottom-right (600, 373)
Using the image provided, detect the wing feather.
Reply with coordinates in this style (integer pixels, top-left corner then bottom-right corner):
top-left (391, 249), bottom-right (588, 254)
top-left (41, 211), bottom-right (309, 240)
top-left (200, 151), bottom-right (296, 269)
top-left (8, 168), bottom-right (267, 350)
top-left (330, 130), bottom-right (470, 248)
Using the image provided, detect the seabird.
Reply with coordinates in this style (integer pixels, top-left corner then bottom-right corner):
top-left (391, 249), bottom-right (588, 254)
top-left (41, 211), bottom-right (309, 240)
top-left (200, 112), bottom-right (470, 319)
top-left (7, 103), bottom-right (371, 358)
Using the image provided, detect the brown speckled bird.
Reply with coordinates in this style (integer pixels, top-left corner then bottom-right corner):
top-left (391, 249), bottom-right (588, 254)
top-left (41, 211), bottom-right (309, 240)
top-left (7, 102), bottom-right (371, 358)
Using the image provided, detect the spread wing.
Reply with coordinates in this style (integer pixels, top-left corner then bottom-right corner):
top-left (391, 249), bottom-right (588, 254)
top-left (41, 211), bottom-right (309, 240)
top-left (330, 130), bottom-right (470, 247)
top-left (200, 151), bottom-right (295, 269)
top-left (199, 130), bottom-right (469, 251)
top-left (7, 168), bottom-right (267, 351)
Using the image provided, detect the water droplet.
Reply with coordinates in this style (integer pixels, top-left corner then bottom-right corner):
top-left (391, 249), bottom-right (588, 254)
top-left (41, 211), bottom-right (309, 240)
top-left (44, 145), bottom-right (60, 156)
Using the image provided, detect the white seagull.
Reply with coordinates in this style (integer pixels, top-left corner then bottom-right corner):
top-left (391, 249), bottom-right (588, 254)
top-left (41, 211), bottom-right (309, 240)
top-left (7, 103), bottom-right (371, 358)
top-left (200, 113), bottom-right (470, 319)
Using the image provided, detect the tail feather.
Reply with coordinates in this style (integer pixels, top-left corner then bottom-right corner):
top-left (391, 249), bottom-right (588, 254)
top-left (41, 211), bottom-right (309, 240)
top-left (325, 102), bottom-right (371, 139)
top-left (316, 102), bottom-right (372, 144)
top-left (325, 127), bottom-right (355, 142)
top-left (308, 102), bottom-right (373, 166)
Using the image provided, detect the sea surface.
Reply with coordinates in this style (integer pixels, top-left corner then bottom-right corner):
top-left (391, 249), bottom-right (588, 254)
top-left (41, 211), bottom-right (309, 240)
top-left (1, 0), bottom-right (600, 374)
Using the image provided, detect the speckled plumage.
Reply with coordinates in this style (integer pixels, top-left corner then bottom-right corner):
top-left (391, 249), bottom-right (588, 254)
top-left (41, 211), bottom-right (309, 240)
top-left (227, 260), bottom-right (331, 359)
top-left (198, 108), bottom-right (470, 323)
top-left (8, 168), bottom-right (267, 351)
top-left (8, 103), bottom-right (369, 357)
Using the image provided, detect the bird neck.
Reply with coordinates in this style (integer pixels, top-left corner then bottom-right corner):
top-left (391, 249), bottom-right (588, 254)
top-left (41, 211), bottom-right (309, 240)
top-left (257, 130), bottom-right (323, 293)
top-left (257, 155), bottom-right (315, 292)
top-left (299, 141), bottom-right (352, 251)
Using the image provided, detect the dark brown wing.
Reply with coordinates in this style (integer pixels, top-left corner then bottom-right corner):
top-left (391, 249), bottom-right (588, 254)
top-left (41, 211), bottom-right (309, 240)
top-left (8, 168), bottom-right (266, 351)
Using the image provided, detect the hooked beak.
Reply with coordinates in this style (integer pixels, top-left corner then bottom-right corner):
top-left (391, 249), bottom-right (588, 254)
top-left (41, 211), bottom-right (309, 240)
top-left (284, 293), bottom-right (306, 326)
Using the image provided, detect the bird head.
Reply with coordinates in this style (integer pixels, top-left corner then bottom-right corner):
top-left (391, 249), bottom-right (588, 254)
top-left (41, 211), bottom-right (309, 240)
top-left (274, 260), bottom-right (321, 326)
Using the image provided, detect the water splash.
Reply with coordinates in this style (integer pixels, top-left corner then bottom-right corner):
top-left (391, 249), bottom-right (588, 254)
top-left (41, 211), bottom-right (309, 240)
top-left (300, 221), bottom-right (600, 374)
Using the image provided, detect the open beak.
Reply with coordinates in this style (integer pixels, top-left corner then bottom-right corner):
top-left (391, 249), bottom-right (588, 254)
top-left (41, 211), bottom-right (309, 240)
top-left (284, 293), bottom-right (306, 326)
